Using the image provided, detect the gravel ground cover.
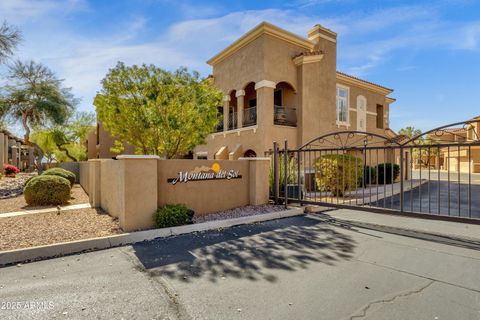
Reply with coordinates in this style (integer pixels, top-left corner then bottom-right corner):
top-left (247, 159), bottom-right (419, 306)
top-left (0, 208), bottom-right (122, 251)
top-left (0, 173), bottom-right (37, 199)
top-left (193, 204), bottom-right (287, 224)
top-left (0, 184), bottom-right (89, 214)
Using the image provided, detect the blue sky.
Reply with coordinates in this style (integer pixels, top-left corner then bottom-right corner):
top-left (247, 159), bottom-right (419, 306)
top-left (1, 0), bottom-right (480, 133)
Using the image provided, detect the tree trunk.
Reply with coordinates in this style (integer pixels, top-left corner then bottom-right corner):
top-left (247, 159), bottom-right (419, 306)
top-left (56, 144), bottom-right (78, 162)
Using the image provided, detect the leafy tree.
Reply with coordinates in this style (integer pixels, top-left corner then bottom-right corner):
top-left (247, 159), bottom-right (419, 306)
top-left (398, 126), bottom-right (422, 140)
top-left (31, 112), bottom-right (95, 163)
top-left (1, 60), bottom-right (76, 144)
top-left (0, 21), bottom-right (22, 64)
top-left (94, 62), bottom-right (222, 158)
top-left (398, 126), bottom-right (437, 168)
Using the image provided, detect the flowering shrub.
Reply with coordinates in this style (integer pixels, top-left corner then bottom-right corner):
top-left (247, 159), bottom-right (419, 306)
top-left (3, 164), bottom-right (20, 176)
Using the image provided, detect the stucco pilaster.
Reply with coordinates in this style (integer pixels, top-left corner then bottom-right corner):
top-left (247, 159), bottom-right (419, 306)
top-left (256, 85), bottom-right (275, 151)
top-left (236, 90), bottom-right (245, 129)
top-left (223, 98), bottom-right (230, 132)
top-left (11, 146), bottom-right (18, 168)
top-left (16, 142), bottom-right (22, 170)
top-left (3, 135), bottom-right (7, 164)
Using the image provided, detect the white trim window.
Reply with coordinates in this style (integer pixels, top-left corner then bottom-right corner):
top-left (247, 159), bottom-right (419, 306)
top-left (356, 95), bottom-right (367, 132)
top-left (336, 86), bottom-right (349, 125)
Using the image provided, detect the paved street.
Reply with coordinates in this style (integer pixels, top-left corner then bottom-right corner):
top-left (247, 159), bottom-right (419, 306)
top-left (2, 216), bottom-right (480, 319)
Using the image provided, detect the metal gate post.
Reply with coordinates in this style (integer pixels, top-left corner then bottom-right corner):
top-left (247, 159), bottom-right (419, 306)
top-left (273, 142), bottom-right (279, 204)
top-left (284, 140), bottom-right (288, 209)
top-left (400, 146), bottom-right (404, 213)
top-left (297, 150), bottom-right (301, 203)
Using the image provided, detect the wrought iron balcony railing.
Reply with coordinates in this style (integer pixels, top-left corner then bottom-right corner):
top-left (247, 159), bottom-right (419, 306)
top-left (228, 112), bottom-right (237, 130)
top-left (274, 105), bottom-right (297, 127)
top-left (243, 107), bottom-right (257, 127)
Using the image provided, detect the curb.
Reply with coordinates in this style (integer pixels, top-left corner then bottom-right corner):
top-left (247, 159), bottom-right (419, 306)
top-left (306, 213), bottom-right (480, 250)
top-left (0, 207), bottom-right (304, 267)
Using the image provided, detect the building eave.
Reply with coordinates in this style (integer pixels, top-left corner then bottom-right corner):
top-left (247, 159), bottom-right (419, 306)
top-left (207, 22), bottom-right (315, 66)
top-left (336, 71), bottom-right (394, 96)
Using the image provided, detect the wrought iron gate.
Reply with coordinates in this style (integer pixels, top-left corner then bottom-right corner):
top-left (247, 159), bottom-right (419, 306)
top-left (271, 118), bottom-right (480, 222)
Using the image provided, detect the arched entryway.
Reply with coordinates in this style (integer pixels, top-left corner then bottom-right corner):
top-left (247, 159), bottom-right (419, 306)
top-left (243, 82), bottom-right (257, 127)
top-left (243, 149), bottom-right (257, 157)
top-left (274, 82), bottom-right (297, 127)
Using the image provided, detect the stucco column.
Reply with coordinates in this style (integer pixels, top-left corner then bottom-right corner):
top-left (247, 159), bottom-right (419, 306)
top-left (240, 157), bottom-right (270, 205)
top-left (11, 146), bottom-right (18, 168)
top-left (223, 95), bottom-right (230, 131)
top-left (0, 133), bottom-right (4, 173)
top-left (255, 80), bottom-right (276, 150)
top-left (116, 155), bottom-right (159, 231)
top-left (17, 142), bottom-right (22, 171)
top-left (236, 90), bottom-right (245, 129)
top-left (28, 147), bottom-right (34, 171)
top-left (9, 139), bottom-right (15, 164)
top-left (3, 135), bottom-right (8, 164)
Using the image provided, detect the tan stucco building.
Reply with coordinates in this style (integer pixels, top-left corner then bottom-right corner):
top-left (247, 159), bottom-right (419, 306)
top-left (194, 22), bottom-right (395, 160)
top-left (426, 118), bottom-right (480, 173)
top-left (89, 21), bottom-right (396, 160)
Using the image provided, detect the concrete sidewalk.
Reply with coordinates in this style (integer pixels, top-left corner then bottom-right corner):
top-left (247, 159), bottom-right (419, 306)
top-left (313, 207), bottom-right (480, 244)
top-left (0, 203), bottom-right (91, 218)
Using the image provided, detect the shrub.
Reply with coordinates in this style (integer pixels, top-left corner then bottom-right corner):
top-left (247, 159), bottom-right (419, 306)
top-left (24, 175), bottom-right (71, 205)
top-left (315, 154), bottom-right (363, 196)
top-left (153, 204), bottom-right (194, 228)
top-left (375, 163), bottom-right (400, 184)
top-left (269, 153), bottom-right (298, 195)
top-left (360, 165), bottom-right (376, 186)
top-left (42, 168), bottom-right (76, 187)
top-left (3, 164), bottom-right (20, 176)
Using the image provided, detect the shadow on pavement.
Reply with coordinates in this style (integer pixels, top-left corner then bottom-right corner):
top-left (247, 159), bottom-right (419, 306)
top-left (131, 216), bottom-right (356, 283)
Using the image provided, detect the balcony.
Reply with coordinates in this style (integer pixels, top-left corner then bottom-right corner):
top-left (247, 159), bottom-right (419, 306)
top-left (243, 107), bottom-right (257, 127)
top-left (228, 112), bottom-right (237, 130)
top-left (274, 105), bottom-right (297, 127)
top-left (215, 120), bottom-right (224, 132)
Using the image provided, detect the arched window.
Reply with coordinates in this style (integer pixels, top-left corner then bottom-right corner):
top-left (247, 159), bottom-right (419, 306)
top-left (243, 149), bottom-right (257, 157)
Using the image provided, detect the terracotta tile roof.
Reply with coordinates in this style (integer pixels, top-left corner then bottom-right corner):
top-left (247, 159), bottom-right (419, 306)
top-left (336, 71), bottom-right (393, 92)
top-left (292, 50), bottom-right (324, 59)
top-left (390, 134), bottom-right (409, 143)
top-left (442, 127), bottom-right (466, 133)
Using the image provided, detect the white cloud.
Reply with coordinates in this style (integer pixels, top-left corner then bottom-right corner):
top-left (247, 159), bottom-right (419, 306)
top-left (3, 1), bottom-right (480, 121)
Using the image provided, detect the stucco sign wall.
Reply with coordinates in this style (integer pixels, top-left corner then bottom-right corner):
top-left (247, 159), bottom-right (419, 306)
top-left (168, 162), bottom-right (241, 184)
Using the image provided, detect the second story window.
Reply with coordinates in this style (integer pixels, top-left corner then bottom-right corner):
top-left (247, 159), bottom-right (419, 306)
top-left (376, 104), bottom-right (384, 129)
top-left (336, 86), bottom-right (348, 124)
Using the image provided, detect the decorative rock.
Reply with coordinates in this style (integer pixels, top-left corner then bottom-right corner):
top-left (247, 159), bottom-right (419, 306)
top-left (0, 173), bottom-right (37, 199)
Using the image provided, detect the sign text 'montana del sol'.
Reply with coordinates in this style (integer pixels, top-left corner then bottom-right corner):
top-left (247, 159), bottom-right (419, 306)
top-left (168, 163), bottom-right (241, 185)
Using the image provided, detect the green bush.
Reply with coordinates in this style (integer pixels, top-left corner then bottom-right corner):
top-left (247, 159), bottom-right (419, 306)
top-left (153, 204), bottom-right (194, 228)
top-left (269, 153), bottom-right (298, 195)
top-left (24, 175), bottom-right (71, 206)
top-left (42, 168), bottom-right (76, 187)
top-left (375, 163), bottom-right (400, 184)
top-left (360, 165), bottom-right (376, 186)
top-left (315, 154), bottom-right (363, 196)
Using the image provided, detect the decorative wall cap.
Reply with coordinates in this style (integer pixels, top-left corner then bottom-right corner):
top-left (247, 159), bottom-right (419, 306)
top-left (238, 157), bottom-right (271, 161)
top-left (255, 80), bottom-right (276, 90)
top-left (116, 155), bottom-right (161, 160)
top-left (235, 90), bottom-right (246, 97)
top-left (293, 53), bottom-right (324, 66)
top-left (307, 24), bottom-right (337, 43)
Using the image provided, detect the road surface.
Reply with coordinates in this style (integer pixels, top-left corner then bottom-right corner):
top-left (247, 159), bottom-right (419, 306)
top-left (1, 216), bottom-right (480, 319)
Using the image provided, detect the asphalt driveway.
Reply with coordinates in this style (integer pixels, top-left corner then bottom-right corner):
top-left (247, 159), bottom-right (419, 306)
top-left (2, 216), bottom-right (480, 319)
top-left (371, 180), bottom-right (480, 218)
